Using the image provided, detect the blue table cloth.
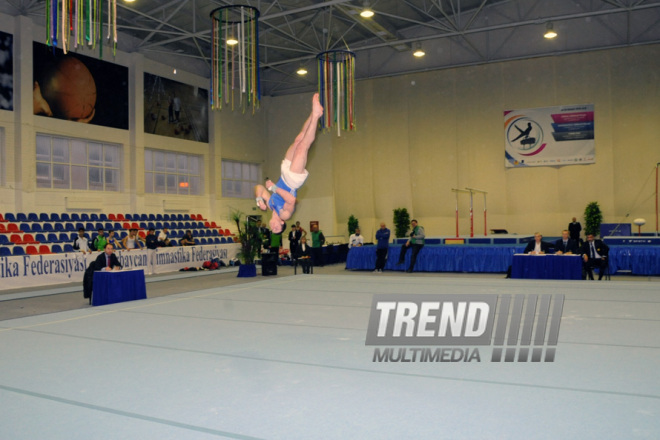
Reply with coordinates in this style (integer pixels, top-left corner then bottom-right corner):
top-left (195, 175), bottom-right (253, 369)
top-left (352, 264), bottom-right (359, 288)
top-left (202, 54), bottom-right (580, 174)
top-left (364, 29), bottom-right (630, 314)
top-left (511, 254), bottom-right (582, 280)
top-left (345, 245), bottom-right (522, 273)
top-left (92, 269), bottom-right (147, 306)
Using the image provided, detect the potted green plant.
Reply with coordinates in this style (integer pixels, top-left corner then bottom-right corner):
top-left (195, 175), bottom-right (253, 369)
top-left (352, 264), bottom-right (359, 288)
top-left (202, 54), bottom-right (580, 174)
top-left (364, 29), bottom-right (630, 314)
top-left (348, 215), bottom-right (359, 236)
top-left (230, 210), bottom-right (260, 277)
top-left (393, 208), bottom-right (410, 238)
top-left (584, 202), bottom-right (603, 237)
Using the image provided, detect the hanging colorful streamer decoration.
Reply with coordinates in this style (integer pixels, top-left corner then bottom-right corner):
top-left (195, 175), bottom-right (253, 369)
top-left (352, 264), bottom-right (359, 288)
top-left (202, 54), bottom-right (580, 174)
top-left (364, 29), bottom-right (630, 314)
top-left (210, 5), bottom-right (261, 113)
top-left (45, 0), bottom-right (118, 57)
top-left (317, 50), bottom-right (356, 135)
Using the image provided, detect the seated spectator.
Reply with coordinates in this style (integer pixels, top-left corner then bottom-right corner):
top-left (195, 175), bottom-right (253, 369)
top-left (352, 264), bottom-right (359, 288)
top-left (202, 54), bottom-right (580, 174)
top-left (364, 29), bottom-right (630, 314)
top-left (145, 228), bottom-right (159, 250)
top-left (180, 230), bottom-right (197, 246)
top-left (581, 233), bottom-right (609, 280)
top-left (294, 237), bottom-right (313, 274)
top-left (554, 230), bottom-right (578, 255)
top-left (122, 228), bottom-right (144, 251)
top-left (157, 227), bottom-right (171, 247)
top-left (72, 228), bottom-right (92, 254)
top-left (93, 243), bottom-right (122, 271)
top-left (107, 230), bottom-right (123, 250)
top-left (92, 227), bottom-right (107, 252)
top-left (523, 232), bottom-right (553, 255)
top-left (269, 229), bottom-right (283, 256)
top-left (348, 228), bottom-right (364, 248)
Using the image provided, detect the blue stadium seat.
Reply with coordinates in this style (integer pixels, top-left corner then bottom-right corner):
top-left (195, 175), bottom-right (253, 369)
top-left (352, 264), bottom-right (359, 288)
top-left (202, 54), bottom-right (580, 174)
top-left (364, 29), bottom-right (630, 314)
top-left (105, 223), bottom-right (114, 231)
top-left (50, 213), bottom-right (61, 222)
top-left (220, 237), bottom-right (227, 244)
top-left (163, 214), bottom-right (171, 221)
top-left (31, 223), bottom-right (43, 233)
top-left (12, 246), bottom-right (25, 256)
top-left (51, 244), bottom-right (63, 253)
top-left (65, 223), bottom-right (76, 232)
top-left (35, 233), bottom-right (48, 243)
top-left (16, 213), bottom-right (28, 222)
top-left (156, 214), bottom-right (164, 221)
top-left (155, 222), bottom-right (164, 230)
top-left (99, 213), bottom-right (108, 221)
top-left (70, 213), bottom-right (80, 222)
top-left (213, 238), bottom-right (221, 244)
top-left (95, 223), bottom-right (104, 231)
top-left (4, 213), bottom-right (16, 222)
top-left (59, 213), bottom-right (70, 222)
top-left (0, 235), bottom-right (10, 245)
top-left (210, 229), bottom-right (219, 237)
top-left (90, 213), bottom-right (99, 221)
top-left (28, 213), bottom-right (39, 222)
top-left (39, 213), bottom-right (50, 222)
top-left (75, 223), bottom-right (85, 231)
top-left (60, 233), bottom-right (71, 242)
top-left (124, 214), bottom-right (133, 221)
top-left (63, 244), bottom-right (74, 253)
top-left (42, 223), bottom-right (54, 232)
top-left (140, 214), bottom-right (149, 221)
top-left (48, 233), bottom-right (61, 243)
top-left (81, 213), bottom-right (90, 222)
top-left (0, 246), bottom-right (11, 257)
top-left (85, 223), bottom-right (95, 231)
top-left (114, 222), bottom-right (123, 231)
top-left (54, 223), bottom-right (64, 232)
top-left (20, 223), bottom-right (31, 232)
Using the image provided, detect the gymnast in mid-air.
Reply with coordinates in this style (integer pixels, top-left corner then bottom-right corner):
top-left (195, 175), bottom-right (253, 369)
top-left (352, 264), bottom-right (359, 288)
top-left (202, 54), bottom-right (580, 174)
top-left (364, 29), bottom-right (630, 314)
top-left (255, 93), bottom-right (324, 233)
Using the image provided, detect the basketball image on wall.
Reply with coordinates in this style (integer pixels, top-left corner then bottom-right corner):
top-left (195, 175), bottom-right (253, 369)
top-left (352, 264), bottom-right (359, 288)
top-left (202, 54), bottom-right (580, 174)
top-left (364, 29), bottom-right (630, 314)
top-left (33, 42), bottom-right (128, 129)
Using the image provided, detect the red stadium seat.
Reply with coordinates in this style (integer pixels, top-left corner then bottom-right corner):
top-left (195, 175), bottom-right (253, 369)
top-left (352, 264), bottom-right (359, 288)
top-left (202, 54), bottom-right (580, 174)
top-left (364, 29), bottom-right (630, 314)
top-left (204, 221), bottom-right (211, 228)
top-left (138, 230), bottom-right (146, 239)
top-left (0, 224), bottom-right (6, 233)
top-left (122, 222), bottom-right (131, 230)
top-left (224, 229), bottom-right (231, 236)
top-left (39, 245), bottom-right (52, 254)
top-left (8, 223), bottom-right (19, 233)
top-left (210, 221), bottom-right (218, 228)
top-left (10, 234), bottom-right (23, 244)
top-left (26, 245), bottom-right (39, 255)
top-left (0, 213), bottom-right (7, 222)
top-left (22, 234), bottom-right (39, 245)
top-left (117, 213), bottom-right (125, 221)
top-left (108, 213), bottom-right (117, 221)
top-left (131, 222), bottom-right (141, 230)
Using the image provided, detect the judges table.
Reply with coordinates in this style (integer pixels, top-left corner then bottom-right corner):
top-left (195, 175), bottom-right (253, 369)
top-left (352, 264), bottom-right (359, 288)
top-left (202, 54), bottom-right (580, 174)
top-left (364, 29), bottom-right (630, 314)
top-left (92, 269), bottom-right (147, 306)
top-left (511, 254), bottom-right (582, 280)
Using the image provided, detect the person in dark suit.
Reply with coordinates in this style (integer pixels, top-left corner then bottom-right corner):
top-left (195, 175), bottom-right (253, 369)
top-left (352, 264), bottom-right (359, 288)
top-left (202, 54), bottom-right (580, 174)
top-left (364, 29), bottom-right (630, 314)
top-left (580, 234), bottom-right (609, 280)
top-left (554, 230), bottom-right (579, 255)
top-left (568, 217), bottom-right (582, 242)
top-left (524, 233), bottom-right (554, 254)
top-left (294, 237), bottom-right (313, 274)
top-left (94, 243), bottom-right (122, 271)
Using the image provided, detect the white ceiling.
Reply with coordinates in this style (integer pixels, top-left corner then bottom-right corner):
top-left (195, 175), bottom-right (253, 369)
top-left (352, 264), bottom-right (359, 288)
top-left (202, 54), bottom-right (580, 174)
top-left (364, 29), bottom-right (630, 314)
top-left (3, 0), bottom-right (660, 96)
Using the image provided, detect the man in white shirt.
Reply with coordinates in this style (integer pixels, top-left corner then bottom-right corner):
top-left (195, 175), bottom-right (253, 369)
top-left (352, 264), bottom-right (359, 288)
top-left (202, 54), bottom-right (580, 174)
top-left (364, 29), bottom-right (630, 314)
top-left (157, 227), bottom-right (171, 246)
top-left (72, 228), bottom-right (92, 254)
top-left (348, 228), bottom-right (364, 249)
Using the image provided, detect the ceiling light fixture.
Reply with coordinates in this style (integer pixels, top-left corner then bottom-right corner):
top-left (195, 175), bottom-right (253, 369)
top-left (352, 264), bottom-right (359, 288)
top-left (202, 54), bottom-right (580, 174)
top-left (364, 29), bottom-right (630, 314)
top-left (544, 22), bottom-right (557, 39)
top-left (360, 2), bottom-right (374, 18)
top-left (226, 36), bottom-right (239, 46)
top-left (413, 43), bottom-right (425, 58)
top-left (297, 67), bottom-right (308, 75)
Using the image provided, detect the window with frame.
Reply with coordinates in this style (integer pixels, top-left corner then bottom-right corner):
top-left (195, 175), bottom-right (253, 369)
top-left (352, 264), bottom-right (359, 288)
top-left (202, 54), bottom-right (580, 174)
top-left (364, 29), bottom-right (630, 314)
top-left (221, 160), bottom-right (261, 199)
top-left (144, 149), bottom-right (202, 195)
top-left (36, 134), bottom-right (121, 191)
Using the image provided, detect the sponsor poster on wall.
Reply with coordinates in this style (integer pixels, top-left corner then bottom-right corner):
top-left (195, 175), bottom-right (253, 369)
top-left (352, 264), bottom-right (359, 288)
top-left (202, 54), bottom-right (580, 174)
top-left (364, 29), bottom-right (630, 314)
top-left (504, 104), bottom-right (595, 168)
top-left (143, 72), bottom-right (209, 143)
top-left (0, 30), bottom-right (13, 111)
top-left (33, 42), bottom-right (129, 129)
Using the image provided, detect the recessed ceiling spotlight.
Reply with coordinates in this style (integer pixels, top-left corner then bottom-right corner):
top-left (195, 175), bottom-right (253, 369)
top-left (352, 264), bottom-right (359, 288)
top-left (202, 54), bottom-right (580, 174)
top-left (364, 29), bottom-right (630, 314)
top-left (544, 22), bottom-right (557, 39)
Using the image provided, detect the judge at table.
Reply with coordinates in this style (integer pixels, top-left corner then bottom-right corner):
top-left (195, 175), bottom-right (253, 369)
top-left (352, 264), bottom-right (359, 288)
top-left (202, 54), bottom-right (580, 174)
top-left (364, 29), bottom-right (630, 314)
top-left (524, 233), bottom-right (554, 255)
top-left (554, 230), bottom-right (579, 255)
top-left (95, 243), bottom-right (122, 271)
